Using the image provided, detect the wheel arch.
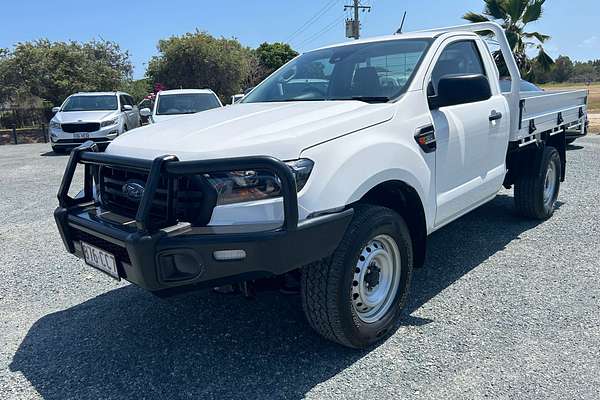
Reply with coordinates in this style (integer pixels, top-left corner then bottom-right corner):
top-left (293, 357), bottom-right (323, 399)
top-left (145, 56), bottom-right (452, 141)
top-left (353, 180), bottom-right (428, 268)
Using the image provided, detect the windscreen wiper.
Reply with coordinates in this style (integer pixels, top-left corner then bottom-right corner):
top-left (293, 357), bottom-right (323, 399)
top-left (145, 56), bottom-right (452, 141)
top-left (330, 96), bottom-right (390, 103)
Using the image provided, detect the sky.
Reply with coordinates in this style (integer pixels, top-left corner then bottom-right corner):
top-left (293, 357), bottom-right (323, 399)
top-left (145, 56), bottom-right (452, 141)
top-left (1, 0), bottom-right (598, 79)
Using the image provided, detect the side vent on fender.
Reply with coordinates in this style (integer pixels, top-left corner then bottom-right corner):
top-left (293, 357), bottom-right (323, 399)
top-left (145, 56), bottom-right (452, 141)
top-left (414, 125), bottom-right (436, 153)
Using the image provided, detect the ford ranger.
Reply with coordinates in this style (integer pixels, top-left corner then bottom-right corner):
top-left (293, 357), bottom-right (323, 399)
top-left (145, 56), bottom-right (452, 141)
top-left (54, 22), bottom-right (588, 348)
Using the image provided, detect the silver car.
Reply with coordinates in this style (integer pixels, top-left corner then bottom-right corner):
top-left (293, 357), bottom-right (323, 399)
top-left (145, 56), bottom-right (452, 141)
top-left (49, 91), bottom-right (141, 152)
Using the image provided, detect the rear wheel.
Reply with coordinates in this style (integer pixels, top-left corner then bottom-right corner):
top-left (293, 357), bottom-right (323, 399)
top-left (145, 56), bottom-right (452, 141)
top-left (514, 146), bottom-right (561, 220)
top-left (301, 205), bottom-right (413, 348)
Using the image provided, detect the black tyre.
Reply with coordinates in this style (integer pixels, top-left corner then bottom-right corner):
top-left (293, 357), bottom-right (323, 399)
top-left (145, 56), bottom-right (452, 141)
top-left (514, 146), bottom-right (561, 220)
top-left (301, 205), bottom-right (413, 348)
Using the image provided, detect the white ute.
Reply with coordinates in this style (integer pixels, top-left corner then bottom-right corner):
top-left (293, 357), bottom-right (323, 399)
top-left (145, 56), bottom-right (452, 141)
top-left (139, 89), bottom-right (222, 124)
top-left (55, 23), bottom-right (587, 348)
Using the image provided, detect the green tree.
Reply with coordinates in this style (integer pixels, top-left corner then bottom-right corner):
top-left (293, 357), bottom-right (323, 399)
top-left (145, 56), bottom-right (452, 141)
top-left (119, 78), bottom-right (152, 103)
top-left (146, 31), bottom-right (250, 102)
top-left (256, 42), bottom-right (298, 73)
top-left (0, 49), bottom-right (12, 104)
top-left (243, 49), bottom-right (269, 89)
top-left (242, 43), bottom-right (298, 89)
top-left (464, 0), bottom-right (554, 78)
top-left (0, 39), bottom-right (132, 106)
top-left (551, 55), bottom-right (574, 83)
top-left (571, 62), bottom-right (598, 83)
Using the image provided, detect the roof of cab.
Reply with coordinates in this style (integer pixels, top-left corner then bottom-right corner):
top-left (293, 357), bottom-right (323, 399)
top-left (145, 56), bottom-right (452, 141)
top-left (310, 30), bottom-right (476, 52)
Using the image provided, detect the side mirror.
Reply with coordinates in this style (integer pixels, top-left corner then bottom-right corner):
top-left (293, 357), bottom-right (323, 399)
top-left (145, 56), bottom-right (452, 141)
top-left (122, 104), bottom-right (133, 111)
top-left (139, 108), bottom-right (152, 117)
top-left (243, 86), bottom-right (254, 95)
top-left (52, 107), bottom-right (60, 113)
top-left (428, 74), bottom-right (491, 109)
top-left (231, 94), bottom-right (244, 104)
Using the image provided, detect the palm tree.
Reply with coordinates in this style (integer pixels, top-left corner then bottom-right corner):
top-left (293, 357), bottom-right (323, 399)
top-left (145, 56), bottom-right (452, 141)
top-left (463, 0), bottom-right (553, 78)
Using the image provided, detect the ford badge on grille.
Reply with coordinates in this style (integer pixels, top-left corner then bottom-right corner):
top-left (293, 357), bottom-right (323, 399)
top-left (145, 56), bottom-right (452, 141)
top-left (122, 180), bottom-right (145, 201)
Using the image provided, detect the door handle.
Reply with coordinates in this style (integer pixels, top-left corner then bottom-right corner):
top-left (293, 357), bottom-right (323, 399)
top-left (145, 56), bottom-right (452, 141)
top-left (489, 111), bottom-right (503, 121)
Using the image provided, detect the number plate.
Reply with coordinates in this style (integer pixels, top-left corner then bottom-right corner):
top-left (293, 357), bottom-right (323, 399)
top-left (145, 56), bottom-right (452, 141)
top-left (81, 242), bottom-right (119, 279)
top-left (74, 132), bottom-right (90, 139)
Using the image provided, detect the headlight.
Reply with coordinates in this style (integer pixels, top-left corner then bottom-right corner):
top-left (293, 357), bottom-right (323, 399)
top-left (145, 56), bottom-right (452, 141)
top-left (49, 121), bottom-right (61, 130)
top-left (286, 158), bottom-right (314, 191)
top-left (205, 159), bottom-right (314, 205)
top-left (100, 117), bottom-right (119, 127)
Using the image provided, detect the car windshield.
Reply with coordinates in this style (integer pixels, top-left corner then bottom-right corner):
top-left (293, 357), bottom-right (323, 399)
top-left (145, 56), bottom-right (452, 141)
top-left (61, 95), bottom-right (118, 111)
top-left (156, 93), bottom-right (221, 115)
top-left (242, 39), bottom-right (432, 104)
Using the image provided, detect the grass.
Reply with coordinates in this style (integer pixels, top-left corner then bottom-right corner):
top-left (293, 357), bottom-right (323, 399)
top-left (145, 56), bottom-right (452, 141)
top-left (540, 82), bottom-right (600, 134)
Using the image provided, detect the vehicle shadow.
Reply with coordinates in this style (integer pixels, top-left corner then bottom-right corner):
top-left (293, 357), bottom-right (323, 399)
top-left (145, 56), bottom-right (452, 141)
top-left (566, 144), bottom-right (584, 151)
top-left (9, 193), bottom-right (550, 399)
top-left (40, 150), bottom-right (68, 157)
top-left (405, 193), bottom-right (558, 323)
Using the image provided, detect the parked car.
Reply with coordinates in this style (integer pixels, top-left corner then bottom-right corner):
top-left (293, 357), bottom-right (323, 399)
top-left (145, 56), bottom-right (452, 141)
top-left (54, 22), bottom-right (588, 348)
top-left (139, 89), bottom-right (222, 124)
top-left (138, 98), bottom-right (155, 124)
top-left (499, 78), bottom-right (587, 144)
top-left (49, 91), bottom-right (141, 152)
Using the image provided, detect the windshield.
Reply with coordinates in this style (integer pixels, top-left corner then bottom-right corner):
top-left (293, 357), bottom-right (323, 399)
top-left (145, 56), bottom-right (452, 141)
top-left (242, 39), bottom-right (431, 104)
top-left (156, 93), bottom-right (221, 115)
top-left (62, 95), bottom-right (118, 111)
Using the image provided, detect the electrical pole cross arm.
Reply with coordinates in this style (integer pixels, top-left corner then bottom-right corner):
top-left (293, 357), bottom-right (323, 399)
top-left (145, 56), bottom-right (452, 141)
top-left (344, 0), bottom-right (371, 39)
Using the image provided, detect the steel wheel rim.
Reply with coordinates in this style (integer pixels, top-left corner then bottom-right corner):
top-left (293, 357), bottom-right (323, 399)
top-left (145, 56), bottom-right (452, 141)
top-left (543, 162), bottom-right (557, 208)
top-left (351, 234), bottom-right (402, 323)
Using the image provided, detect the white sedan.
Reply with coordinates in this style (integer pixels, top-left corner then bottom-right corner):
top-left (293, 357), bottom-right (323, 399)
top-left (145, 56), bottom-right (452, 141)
top-left (140, 89), bottom-right (222, 124)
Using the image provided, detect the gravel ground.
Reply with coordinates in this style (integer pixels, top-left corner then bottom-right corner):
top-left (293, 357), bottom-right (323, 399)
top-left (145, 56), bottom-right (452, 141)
top-left (1, 139), bottom-right (599, 400)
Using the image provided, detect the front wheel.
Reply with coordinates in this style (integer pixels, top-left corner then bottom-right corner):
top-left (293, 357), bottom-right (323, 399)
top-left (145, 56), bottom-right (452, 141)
top-left (514, 146), bottom-right (561, 220)
top-left (301, 205), bottom-right (413, 348)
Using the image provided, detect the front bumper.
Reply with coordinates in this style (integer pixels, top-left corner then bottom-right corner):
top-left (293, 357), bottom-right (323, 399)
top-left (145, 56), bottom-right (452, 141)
top-left (54, 141), bottom-right (352, 293)
top-left (51, 137), bottom-right (114, 148)
top-left (50, 126), bottom-right (119, 147)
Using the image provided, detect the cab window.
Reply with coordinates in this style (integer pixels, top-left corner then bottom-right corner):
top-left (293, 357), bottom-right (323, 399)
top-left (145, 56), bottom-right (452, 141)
top-left (430, 40), bottom-right (488, 95)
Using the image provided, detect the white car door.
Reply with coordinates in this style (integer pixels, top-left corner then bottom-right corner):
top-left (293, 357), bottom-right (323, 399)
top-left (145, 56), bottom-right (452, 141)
top-left (120, 95), bottom-right (135, 129)
top-left (426, 39), bottom-right (509, 227)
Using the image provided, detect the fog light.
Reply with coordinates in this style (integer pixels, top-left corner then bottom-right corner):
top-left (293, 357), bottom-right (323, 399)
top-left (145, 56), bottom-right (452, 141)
top-left (213, 249), bottom-right (246, 261)
top-left (158, 250), bottom-right (203, 283)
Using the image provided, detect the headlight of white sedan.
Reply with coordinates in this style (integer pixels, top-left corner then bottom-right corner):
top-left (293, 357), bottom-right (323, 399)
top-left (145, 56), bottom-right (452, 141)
top-left (206, 159), bottom-right (314, 205)
top-left (49, 121), bottom-right (61, 130)
top-left (100, 117), bottom-right (119, 128)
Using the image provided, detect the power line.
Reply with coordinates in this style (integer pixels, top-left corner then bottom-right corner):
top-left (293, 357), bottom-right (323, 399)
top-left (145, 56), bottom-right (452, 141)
top-left (297, 14), bottom-right (346, 48)
top-left (286, 0), bottom-right (340, 43)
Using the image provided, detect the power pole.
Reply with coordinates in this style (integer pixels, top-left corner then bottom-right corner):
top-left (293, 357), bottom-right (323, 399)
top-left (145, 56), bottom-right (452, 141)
top-left (345, 0), bottom-right (371, 39)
